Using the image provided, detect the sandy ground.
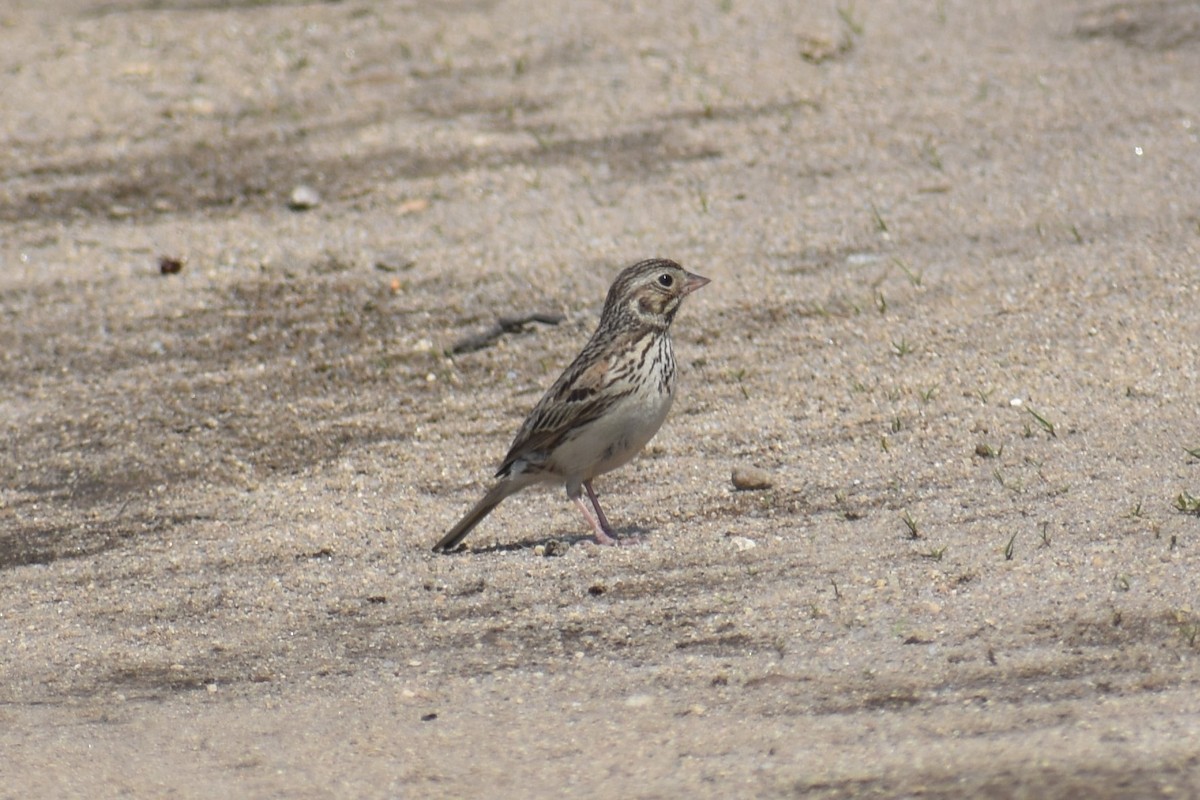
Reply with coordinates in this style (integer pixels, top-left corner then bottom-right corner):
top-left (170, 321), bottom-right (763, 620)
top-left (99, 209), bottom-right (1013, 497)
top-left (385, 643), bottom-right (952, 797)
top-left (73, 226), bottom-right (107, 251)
top-left (2, 0), bottom-right (1200, 797)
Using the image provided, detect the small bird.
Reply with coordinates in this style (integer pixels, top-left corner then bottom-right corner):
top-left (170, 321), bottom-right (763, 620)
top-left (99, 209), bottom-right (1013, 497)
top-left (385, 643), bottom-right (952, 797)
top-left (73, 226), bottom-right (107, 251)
top-left (433, 258), bottom-right (710, 552)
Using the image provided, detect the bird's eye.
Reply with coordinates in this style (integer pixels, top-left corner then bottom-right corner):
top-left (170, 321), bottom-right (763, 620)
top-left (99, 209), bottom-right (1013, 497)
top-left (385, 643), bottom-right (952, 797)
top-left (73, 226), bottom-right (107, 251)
top-left (657, 273), bottom-right (674, 288)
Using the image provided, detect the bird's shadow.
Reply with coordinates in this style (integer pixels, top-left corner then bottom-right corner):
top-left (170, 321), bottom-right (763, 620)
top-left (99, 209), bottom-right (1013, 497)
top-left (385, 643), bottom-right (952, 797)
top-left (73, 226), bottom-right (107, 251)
top-left (431, 526), bottom-right (651, 555)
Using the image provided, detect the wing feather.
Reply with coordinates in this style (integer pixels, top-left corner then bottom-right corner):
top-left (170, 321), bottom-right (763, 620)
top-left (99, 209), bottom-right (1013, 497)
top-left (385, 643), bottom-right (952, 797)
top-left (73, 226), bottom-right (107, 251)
top-left (495, 335), bottom-right (635, 477)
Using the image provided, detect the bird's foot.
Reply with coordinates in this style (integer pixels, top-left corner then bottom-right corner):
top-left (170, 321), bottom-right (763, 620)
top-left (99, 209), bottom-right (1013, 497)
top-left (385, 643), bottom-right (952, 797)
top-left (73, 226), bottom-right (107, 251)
top-left (592, 532), bottom-right (617, 546)
top-left (587, 530), bottom-right (644, 547)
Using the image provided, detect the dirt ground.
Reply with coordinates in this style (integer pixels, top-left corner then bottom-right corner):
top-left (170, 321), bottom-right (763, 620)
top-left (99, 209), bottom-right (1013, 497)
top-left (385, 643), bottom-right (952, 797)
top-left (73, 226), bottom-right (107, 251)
top-left (2, 0), bottom-right (1200, 797)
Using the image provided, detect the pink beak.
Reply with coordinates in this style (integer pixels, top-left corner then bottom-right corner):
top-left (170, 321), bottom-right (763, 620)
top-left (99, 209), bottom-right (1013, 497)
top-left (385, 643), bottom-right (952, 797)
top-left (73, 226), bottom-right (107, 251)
top-left (683, 272), bottom-right (711, 295)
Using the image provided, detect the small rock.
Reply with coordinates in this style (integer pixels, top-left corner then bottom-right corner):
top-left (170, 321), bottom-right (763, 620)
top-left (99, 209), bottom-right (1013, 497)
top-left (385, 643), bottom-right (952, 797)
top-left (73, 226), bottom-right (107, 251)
top-left (188, 97), bottom-right (217, 116)
top-left (798, 33), bottom-right (853, 64)
top-left (728, 535), bottom-right (757, 551)
top-left (732, 466), bottom-right (774, 491)
top-left (158, 255), bottom-right (184, 275)
top-left (624, 694), bottom-right (655, 708)
top-left (288, 185), bottom-right (321, 211)
top-left (374, 254), bottom-right (416, 272)
top-left (397, 197), bottom-right (430, 216)
top-left (542, 539), bottom-right (569, 557)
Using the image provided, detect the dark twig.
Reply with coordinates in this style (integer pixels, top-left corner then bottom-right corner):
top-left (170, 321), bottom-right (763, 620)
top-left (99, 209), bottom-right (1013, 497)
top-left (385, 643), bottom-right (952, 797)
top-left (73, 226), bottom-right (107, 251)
top-left (450, 312), bottom-right (565, 354)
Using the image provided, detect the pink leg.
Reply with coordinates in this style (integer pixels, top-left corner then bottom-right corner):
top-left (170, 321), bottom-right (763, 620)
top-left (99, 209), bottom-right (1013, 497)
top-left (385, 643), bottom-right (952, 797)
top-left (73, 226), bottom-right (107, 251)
top-left (583, 480), bottom-right (615, 536)
top-left (572, 496), bottom-right (617, 546)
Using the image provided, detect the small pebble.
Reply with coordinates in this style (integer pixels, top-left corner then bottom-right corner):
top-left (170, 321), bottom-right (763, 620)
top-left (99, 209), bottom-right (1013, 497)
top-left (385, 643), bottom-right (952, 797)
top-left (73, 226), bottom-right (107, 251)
top-left (374, 253), bottom-right (416, 272)
top-left (624, 694), bottom-right (655, 708)
top-left (288, 185), bottom-right (321, 211)
top-left (732, 466), bottom-right (774, 491)
top-left (542, 539), bottom-right (568, 557)
top-left (397, 197), bottom-right (430, 215)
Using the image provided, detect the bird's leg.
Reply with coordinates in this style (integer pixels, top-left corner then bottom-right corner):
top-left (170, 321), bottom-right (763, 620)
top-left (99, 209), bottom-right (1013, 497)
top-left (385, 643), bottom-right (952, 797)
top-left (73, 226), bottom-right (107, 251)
top-left (571, 495), bottom-right (617, 546)
top-left (583, 480), bottom-right (616, 536)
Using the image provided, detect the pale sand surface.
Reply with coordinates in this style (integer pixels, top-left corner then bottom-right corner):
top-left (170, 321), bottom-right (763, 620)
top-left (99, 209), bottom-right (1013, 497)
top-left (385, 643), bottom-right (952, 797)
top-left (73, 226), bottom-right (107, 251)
top-left (2, 1), bottom-right (1199, 797)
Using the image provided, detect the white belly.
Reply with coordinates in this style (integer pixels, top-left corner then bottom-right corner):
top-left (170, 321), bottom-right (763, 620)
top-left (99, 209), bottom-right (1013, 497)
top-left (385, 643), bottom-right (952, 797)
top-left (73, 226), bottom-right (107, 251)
top-left (552, 381), bottom-right (674, 480)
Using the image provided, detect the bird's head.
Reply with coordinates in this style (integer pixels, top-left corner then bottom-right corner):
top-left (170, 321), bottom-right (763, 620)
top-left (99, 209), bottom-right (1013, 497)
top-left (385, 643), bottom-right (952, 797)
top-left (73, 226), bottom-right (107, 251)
top-left (601, 258), bottom-right (710, 331)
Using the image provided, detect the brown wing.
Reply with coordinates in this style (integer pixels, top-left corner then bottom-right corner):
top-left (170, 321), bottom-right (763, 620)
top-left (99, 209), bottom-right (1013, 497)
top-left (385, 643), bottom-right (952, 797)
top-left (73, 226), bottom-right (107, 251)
top-left (495, 338), bottom-right (633, 477)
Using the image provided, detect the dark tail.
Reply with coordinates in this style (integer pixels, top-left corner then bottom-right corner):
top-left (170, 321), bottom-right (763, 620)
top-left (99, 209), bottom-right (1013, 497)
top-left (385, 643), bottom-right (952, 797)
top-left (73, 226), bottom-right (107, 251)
top-left (432, 482), bottom-right (514, 552)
